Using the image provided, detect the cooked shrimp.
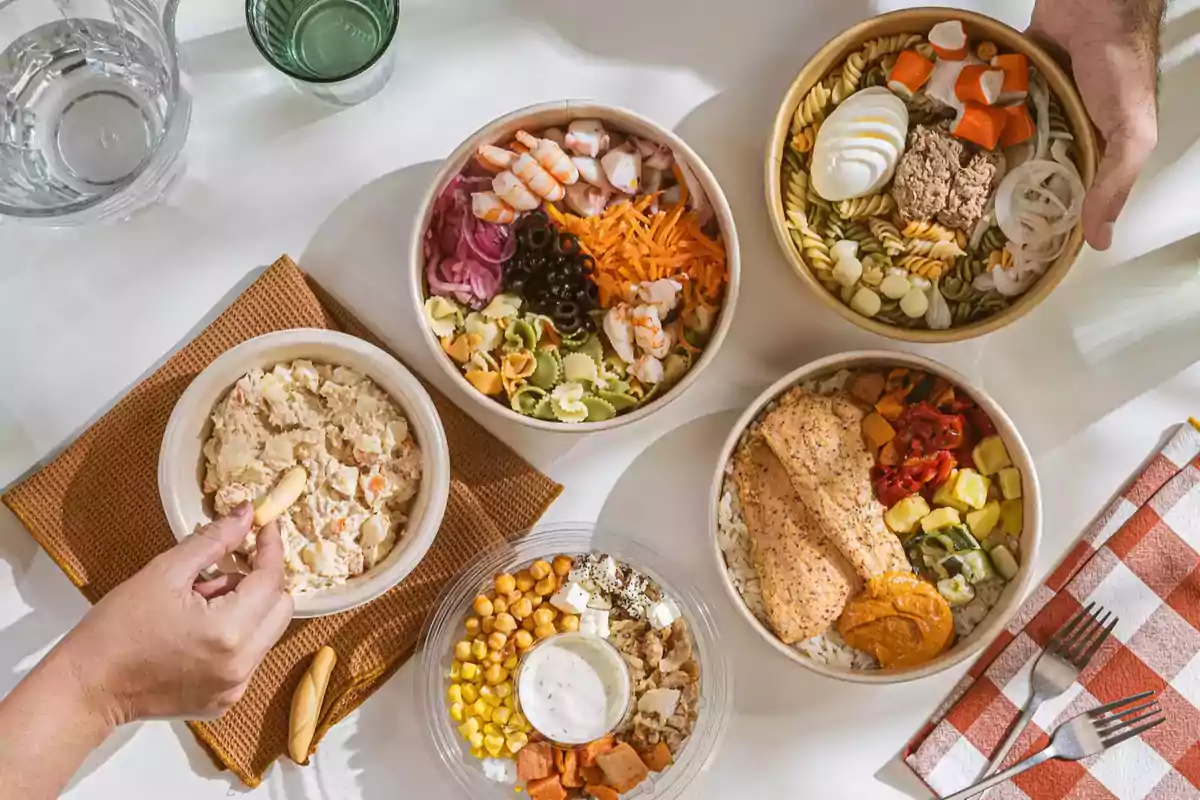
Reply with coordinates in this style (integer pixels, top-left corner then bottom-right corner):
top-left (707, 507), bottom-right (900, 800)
top-left (542, 127), bottom-right (567, 147)
top-left (471, 191), bottom-right (517, 223)
top-left (477, 144), bottom-right (516, 172)
top-left (564, 182), bottom-right (610, 217)
top-left (511, 153), bottom-right (564, 201)
top-left (570, 156), bottom-right (613, 191)
top-left (632, 304), bottom-right (671, 358)
top-left (492, 171), bottom-right (541, 211)
top-left (629, 354), bottom-right (664, 385)
top-left (603, 304), bottom-right (636, 363)
top-left (565, 119), bottom-right (609, 157)
top-left (515, 130), bottom-right (579, 185)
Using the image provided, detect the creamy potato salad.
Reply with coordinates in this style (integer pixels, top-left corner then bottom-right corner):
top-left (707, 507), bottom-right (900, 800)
top-left (202, 359), bottom-right (422, 593)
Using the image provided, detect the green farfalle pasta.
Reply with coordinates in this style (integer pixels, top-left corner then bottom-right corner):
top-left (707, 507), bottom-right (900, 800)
top-left (532, 395), bottom-right (555, 420)
top-left (529, 348), bottom-right (562, 390)
top-left (510, 385), bottom-right (546, 415)
top-left (581, 396), bottom-right (617, 422)
top-left (504, 318), bottom-right (538, 351)
top-left (596, 389), bottom-right (638, 411)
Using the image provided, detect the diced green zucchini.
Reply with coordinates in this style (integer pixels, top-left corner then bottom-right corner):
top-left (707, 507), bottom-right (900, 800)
top-left (937, 574), bottom-right (976, 607)
top-left (885, 495), bottom-right (932, 535)
top-left (966, 501), bottom-right (1002, 540)
top-left (991, 545), bottom-right (1020, 580)
top-left (921, 507), bottom-right (962, 533)
top-left (962, 550), bottom-right (996, 584)
top-left (999, 499), bottom-right (1023, 536)
top-left (932, 471), bottom-right (969, 513)
top-left (935, 525), bottom-right (980, 552)
top-left (973, 435), bottom-right (1013, 476)
top-left (998, 467), bottom-right (1023, 500)
top-left (934, 554), bottom-right (966, 580)
top-left (952, 469), bottom-right (990, 510)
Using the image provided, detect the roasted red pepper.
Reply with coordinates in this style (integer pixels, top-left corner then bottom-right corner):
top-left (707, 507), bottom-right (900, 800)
top-left (894, 402), bottom-right (966, 456)
top-left (874, 451), bottom-right (957, 507)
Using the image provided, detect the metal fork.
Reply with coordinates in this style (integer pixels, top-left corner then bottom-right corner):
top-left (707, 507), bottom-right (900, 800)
top-left (945, 691), bottom-right (1166, 800)
top-left (981, 602), bottom-right (1119, 778)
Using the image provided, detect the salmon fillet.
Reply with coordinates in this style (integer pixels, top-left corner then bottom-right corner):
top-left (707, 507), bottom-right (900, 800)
top-left (733, 434), bottom-right (860, 643)
top-left (758, 388), bottom-right (908, 580)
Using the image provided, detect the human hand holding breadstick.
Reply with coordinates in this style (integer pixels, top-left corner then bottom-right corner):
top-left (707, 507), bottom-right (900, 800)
top-left (1028, 0), bottom-right (1164, 250)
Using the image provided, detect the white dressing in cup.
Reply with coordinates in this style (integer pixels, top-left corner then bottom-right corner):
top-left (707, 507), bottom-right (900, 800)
top-left (515, 632), bottom-right (631, 745)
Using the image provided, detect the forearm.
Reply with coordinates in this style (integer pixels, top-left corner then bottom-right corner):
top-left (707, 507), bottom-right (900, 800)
top-left (0, 639), bottom-right (118, 799)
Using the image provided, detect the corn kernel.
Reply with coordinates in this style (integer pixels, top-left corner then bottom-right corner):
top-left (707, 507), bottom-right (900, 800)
top-left (492, 706), bottom-right (512, 726)
top-left (450, 661), bottom-right (463, 680)
top-left (494, 573), bottom-right (516, 596)
top-left (492, 596), bottom-right (509, 615)
top-left (449, 702), bottom-right (465, 722)
top-left (529, 560), bottom-right (552, 580)
top-left (495, 681), bottom-right (513, 699)
top-left (494, 613), bottom-right (517, 635)
top-left (485, 664), bottom-right (509, 685)
top-left (513, 629), bottom-right (533, 650)
top-left (483, 722), bottom-right (502, 737)
top-left (558, 614), bottom-right (580, 633)
top-left (472, 697), bottom-right (489, 717)
top-left (454, 640), bottom-right (472, 662)
top-left (483, 692), bottom-right (502, 708)
top-left (464, 616), bottom-right (481, 636)
top-left (552, 555), bottom-right (573, 577)
top-left (503, 694), bottom-right (516, 710)
top-left (469, 746), bottom-right (484, 760)
top-left (487, 632), bottom-right (508, 651)
top-left (458, 718), bottom-right (480, 739)
top-left (447, 684), bottom-right (463, 704)
top-left (460, 683), bottom-right (479, 704)
top-left (468, 731), bottom-right (485, 750)
top-left (471, 639), bottom-right (488, 661)
top-left (506, 732), bottom-right (529, 753)
top-left (503, 655), bottom-right (519, 670)
top-left (473, 595), bottom-right (494, 617)
top-left (521, 616), bottom-right (536, 632)
top-left (460, 661), bottom-right (480, 682)
top-left (484, 734), bottom-right (506, 757)
top-left (535, 576), bottom-right (556, 596)
top-left (515, 570), bottom-right (535, 592)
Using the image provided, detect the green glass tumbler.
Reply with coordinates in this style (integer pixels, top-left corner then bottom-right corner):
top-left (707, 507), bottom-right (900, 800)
top-left (246, 0), bottom-right (399, 106)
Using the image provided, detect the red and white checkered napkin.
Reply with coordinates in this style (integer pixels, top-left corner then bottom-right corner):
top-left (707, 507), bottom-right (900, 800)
top-left (905, 420), bottom-right (1200, 800)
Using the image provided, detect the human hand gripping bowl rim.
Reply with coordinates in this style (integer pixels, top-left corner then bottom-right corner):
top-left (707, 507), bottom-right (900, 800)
top-left (767, 9), bottom-right (1097, 342)
top-left (710, 352), bottom-right (1041, 682)
top-left (413, 102), bottom-right (740, 431)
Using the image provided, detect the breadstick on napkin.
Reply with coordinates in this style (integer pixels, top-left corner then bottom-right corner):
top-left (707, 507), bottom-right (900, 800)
top-left (290, 646), bottom-right (337, 764)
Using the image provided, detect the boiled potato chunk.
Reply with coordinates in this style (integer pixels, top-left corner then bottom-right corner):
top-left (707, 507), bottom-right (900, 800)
top-left (932, 471), bottom-right (969, 513)
top-left (973, 435), bottom-right (1012, 476)
top-left (951, 468), bottom-right (990, 510)
top-left (998, 467), bottom-right (1022, 500)
top-left (999, 499), bottom-right (1023, 535)
top-left (885, 495), bottom-right (932, 535)
top-left (921, 506), bottom-right (962, 533)
top-left (966, 501), bottom-right (1001, 540)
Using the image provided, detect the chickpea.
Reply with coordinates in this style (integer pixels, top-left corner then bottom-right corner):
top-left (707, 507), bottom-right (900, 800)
top-left (521, 616), bottom-right (536, 632)
top-left (487, 632), bottom-right (508, 651)
top-left (505, 591), bottom-right (523, 606)
top-left (514, 629), bottom-right (534, 650)
top-left (535, 576), bottom-right (557, 596)
top-left (511, 598), bottom-right (533, 620)
top-left (464, 616), bottom-right (481, 636)
top-left (533, 607), bottom-right (556, 627)
top-left (492, 596), bottom-right (509, 615)
top-left (473, 595), bottom-right (494, 617)
top-left (484, 664), bottom-right (509, 685)
top-left (481, 616), bottom-right (496, 635)
top-left (558, 614), bottom-right (580, 633)
top-left (527, 593), bottom-right (544, 609)
top-left (494, 573), bottom-right (516, 596)
top-left (487, 650), bottom-right (504, 665)
top-left (454, 640), bottom-right (472, 662)
top-left (534, 623), bottom-right (557, 640)
top-left (552, 555), bottom-right (573, 577)
top-left (515, 570), bottom-right (535, 592)
top-left (493, 612), bottom-right (517, 635)
top-left (529, 560), bottom-right (552, 581)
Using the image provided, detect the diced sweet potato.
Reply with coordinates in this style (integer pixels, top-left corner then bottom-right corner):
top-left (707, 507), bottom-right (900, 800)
top-left (585, 786), bottom-right (620, 800)
top-left (879, 440), bottom-right (900, 467)
top-left (849, 371), bottom-right (886, 405)
top-left (562, 750), bottom-right (584, 788)
top-left (638, 742), bottom-right (673, 773)
top-left (580, 736), bottom-right (616, 768)
top-left (527, 775), bottom-right (568, 800)
top-left (582, 765), bottom-right (606, 785)
top-left (862, 412), bottom-right (897, 449)
top-left (875, 391), bottom-right (906, 421)
top-left (554, 747), bottom-right (566, 775)
top-left (517, 742), bottom-right (555, 782)
top-left (596, 742), bottom-right (650, 793)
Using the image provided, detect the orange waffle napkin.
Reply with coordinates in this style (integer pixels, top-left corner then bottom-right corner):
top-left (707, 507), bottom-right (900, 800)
top-left (2, 256), bottom-right (561, 787)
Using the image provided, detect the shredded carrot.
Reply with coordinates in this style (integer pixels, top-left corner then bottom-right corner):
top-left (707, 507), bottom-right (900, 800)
top-left (547, 196), bottom-right (727, 309)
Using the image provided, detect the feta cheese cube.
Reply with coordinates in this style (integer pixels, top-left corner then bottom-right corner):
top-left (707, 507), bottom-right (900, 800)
top-left (481, 757), bottom-right (516, 784)
top-left (637, 688), bottom-right (680, 719)
top-left (597, 556), bottom-right (620, 588)
top-left (550, 581), bottom-right (591, 615)
top-left (579, 608), bottom-right (610, 639)
top-left (647, 598), bottom-right (681, 631)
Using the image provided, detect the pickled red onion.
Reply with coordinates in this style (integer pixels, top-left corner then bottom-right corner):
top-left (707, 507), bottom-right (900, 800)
top-left (424, 176), bottom-right (513, 309)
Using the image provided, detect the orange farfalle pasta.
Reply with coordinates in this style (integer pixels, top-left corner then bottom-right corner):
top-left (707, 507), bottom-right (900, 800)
top-left (545, 195), bottom-right (728, 309)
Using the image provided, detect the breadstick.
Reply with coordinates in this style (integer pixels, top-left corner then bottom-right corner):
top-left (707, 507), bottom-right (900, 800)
top-left (253, 466), bottom-right (307, 527)
top-left (289, 645), bottom-right (337, 764)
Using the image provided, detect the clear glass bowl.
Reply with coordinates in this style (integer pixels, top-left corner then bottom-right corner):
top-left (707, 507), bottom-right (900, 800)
top-left (417, 522), bottom-right (731, 798)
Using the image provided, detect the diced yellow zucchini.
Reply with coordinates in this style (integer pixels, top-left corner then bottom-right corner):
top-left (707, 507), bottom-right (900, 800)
top-left (999, 499), bottom-right (1023, 535)
top-left (966, 501), bottom-right (1001, 540)
top-left (921, 506), bottom-right (962, 533)
top-left (885, 495), bottom-right (932, 535)
top-left (952, 468), bottom-right (990, 510)
top-left (998, 467), bottom-right (1022, 500)
top-left (973, 435), bottom-right (1012, 476)
top-left (932, 470), bottom-right (969, 513)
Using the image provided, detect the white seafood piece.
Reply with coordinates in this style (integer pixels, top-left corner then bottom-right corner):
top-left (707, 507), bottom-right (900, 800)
top-left (603, 304), bottom-right (637, 363)
top-left (477, 144), bottom-right (516, 172)
top-left (631, 136), bottom-right (673, 170)
top-left (541, 127), bottom-right (567, 147)
top-left (492, 171), bottom-right (541, 211)
top-left (471, 191), bottom-right (517, 223)
top-left (636, 278), bottom-right (682, 317)
top-left (629, 354), bottom-right (664, 385)
top-left (515, 130), bottom-right (579, 185)
top-left (564, 182), bottom-right (611, 217)
top-left (565, 119), bottom-right (609, 157)
top-left (675, 159), bottom-right (712, 226)
top-left (632, 304), bottom-right (671, 358)
top-left (571, 156), bottom-right (614, 191)
top-left (512, 153), bottom-right (565, 201)
top-left (642, 167), bottom-right (664, 195)
top-left (601, 145), bottom-right (642, 195)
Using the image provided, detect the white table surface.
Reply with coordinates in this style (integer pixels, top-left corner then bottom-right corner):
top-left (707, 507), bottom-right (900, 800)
top-left (3, 0), bottom-right (1200, 797)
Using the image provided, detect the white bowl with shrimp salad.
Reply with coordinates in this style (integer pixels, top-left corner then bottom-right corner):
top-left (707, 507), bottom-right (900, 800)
top-left (411, 101), bottom-right (740, 432)
top-left (159, 330), bottom-right (450, 618)
top-left (711, 351), bottom-right (1040, 683)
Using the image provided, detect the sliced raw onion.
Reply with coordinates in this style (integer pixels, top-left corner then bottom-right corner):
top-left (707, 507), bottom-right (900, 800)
top-left (995, 159), bottom-right (1084, 246)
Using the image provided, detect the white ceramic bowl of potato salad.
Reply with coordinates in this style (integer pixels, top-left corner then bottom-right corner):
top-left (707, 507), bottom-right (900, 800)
top-left (159, 329), bottom-right (450, 618)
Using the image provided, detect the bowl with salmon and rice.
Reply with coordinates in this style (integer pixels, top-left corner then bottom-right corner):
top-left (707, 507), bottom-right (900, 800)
top-left (711, 351), bottom-right (1040, 682)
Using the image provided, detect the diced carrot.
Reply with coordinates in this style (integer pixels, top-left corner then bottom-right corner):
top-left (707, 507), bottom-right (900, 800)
top-left (928, 20), bottom-right (968, 60)
top-left (998, 103), bottom-right (1036, 147)
top-left (585, 786), bottom-right (620, 800)
top-left (887, 50), bottom-right (935, 99)
top-left (954, 65), bottom-right (1005, 105)
top-left (990, 54), bottom-right (1029, 103)
top-left (527, 775), bottom-right (568, 800)
top-left (952, 102), bottom-right (1009, 150)
top-left (638, 742), bottom-right (673, 773)
top-left (561, 750), bottom-right (584, 788)
top-left (580, 736), bottom-right (615, 767)
top-left (517, 742), bottom-right (555, 782)
top-left (596, 743), bottom-right (650, 794)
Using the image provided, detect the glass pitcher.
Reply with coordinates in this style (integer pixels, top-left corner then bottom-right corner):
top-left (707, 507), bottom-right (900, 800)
top-left (0, 0), bottom-right (191, 225)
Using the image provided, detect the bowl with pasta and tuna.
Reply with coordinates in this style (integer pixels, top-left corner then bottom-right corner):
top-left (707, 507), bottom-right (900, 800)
top-left (412, 102), bottom-right (739, 431)
top-left (767, 9), bottom-right (1098, 342)
top-left (711, 351), bottom-right (1041, 682)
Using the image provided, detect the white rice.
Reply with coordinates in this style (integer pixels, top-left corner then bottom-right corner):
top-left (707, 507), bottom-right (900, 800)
top-left (715, 367), bottom-right (1011, 671)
